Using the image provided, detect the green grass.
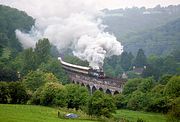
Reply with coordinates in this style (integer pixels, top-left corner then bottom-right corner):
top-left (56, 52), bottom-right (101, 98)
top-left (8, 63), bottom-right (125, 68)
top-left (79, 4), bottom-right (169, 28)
top-left (0, 104), bottom-right (96, 122)
top-left (114, 109), bottom-right (167, 122)
top-left (0, 104), bottom-right (168, 122)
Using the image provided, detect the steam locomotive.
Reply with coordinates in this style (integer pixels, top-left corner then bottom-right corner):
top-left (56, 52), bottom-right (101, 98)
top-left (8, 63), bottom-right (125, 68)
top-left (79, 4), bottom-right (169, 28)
top-left (58, 57), bottom-right (105, 78)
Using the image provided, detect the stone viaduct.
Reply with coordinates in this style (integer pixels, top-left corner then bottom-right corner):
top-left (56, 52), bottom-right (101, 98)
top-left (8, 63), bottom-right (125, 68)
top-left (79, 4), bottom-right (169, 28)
top-left (67, 72), bottom-right (126, 95)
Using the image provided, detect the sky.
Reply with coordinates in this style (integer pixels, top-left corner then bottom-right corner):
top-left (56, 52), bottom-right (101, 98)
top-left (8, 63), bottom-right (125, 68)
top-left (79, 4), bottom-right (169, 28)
top-left (94, 0), bottom-right (180, 9)
top-left (0, 0), bottom-right (180, 10)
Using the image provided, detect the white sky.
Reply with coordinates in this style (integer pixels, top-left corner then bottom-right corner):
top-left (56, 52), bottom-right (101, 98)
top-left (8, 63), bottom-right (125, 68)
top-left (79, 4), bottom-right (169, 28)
top-left (94, 0), bottom-right (180, 9)
top-left (0, 0), bottom-right (180, 10)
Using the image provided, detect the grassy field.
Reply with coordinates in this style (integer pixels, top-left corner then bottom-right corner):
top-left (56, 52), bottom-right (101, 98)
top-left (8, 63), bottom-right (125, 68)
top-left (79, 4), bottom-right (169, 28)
top-left (0, 104), bottom-right (168, 122)
top-left (114, 109), bottom-right (167, 122)
top-left (0, 104), bottom-right (96, 122)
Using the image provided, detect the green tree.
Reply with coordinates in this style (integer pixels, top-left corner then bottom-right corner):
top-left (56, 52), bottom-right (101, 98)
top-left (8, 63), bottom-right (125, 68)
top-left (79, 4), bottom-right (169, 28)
top-left (162, 56), bottom-right (178, 74)
top-left (0, 5), bottom-right (34, 52)
top-left (8, 82), bottom-right (28, 104)
top-left (54, 86), bottom-right (67, 107)
top-left (22, 71), bottom-right (59, 92)
top-left (87, 90), bottom-right (116, 118)
top-left (146, 96), bottom-right (170, 113)
top-left (40, 82), bottom-right (64, 106)
top-left (0, 67), bottom-right (18, 81)
top-left (120, 51), bottom-right (133, 71)
top-left (122, 78), bottom-right (143, 95)
top-left (134, 49), bottom-right (147, 68)
top-left (164, 75), bottom-right (180, 97)
top-left (137, 77), bottom-right (155, 92)
top-left (158, 74), bottom-right (173, 85)
top-left (0, 82), bottom-right (9, 103)
top-left (114, 94), bottom-right (125, 109)
top-left (127, 90), bottom-right (149, 110)
top-left (34, 38), bottom-right (51, 66)
top-left (167, 97), bottom-right (180, 122)
top-left (39, 58), bottom-right (69, 84)
top-left (66, 84), bottom-right (89, 110)
top-left (22, 48), bottom-right (36, 74)
top-left (146, 84), bottom-right (170, 113)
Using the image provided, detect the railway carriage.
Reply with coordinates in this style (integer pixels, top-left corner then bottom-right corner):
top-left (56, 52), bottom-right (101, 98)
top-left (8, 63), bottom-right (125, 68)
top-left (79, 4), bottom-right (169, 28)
top-left (58, 57), bottom-right (105, 78)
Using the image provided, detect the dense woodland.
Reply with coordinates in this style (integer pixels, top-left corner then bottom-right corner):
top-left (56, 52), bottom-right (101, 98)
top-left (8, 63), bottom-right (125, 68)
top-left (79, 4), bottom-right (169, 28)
top-left (0, 5), bottom-right (179, 122)
top-left (103, 5), bottom-right (180, 56)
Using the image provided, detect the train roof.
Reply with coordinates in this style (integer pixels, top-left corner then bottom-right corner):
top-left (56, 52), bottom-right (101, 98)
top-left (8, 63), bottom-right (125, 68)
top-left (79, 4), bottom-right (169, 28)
top-left (58, 57), bottom-right (90, 70)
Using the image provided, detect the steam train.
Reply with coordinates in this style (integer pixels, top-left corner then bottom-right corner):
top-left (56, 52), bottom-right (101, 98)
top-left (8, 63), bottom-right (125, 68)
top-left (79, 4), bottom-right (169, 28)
top-left (58, 57), bottom-right (105, 78)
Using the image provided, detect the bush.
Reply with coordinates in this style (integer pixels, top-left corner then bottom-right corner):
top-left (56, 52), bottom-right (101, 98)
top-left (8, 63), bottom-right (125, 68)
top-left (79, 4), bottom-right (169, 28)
top-left (0, 82), bottom-right (28, 104)
top-left (164, 75), bottom-right (180, 97)
top-left (40, 82), bottom-right (64, 106)
top-left (127, 90), bottom-right (149, 111)
top-left (66, 84), bottom-right (89, 110)
top-left (114, 94), bottom-right (126, 109)
top-left (146, 96), bottom-right (170, 113)
top-left (167, 97), bottom-right (180, 122)
top-left (87, 90), bottom-right (116, 118)
top-left (0, 82), bottom-right (9, 103)
top-left (8, 82), bottom-right (28, 104)
top-left (22, 71), bottom-right (60, 92)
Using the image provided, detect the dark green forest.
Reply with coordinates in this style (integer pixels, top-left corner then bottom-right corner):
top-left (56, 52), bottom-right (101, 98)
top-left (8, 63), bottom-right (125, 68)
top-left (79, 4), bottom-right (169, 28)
top-left (0, 5), bottom-right (179, 122)
top-left (103, 5), bottom-right (180, 56)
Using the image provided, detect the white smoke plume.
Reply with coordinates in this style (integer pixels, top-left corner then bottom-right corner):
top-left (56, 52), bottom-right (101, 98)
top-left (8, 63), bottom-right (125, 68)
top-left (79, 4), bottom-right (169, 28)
top-left (0, 0), bottom-right (123, 69)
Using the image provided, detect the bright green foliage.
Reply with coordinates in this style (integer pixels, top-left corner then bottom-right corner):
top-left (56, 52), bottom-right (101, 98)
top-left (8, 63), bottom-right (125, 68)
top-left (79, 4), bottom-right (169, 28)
top-left (22, 71), bottom-right (59, 92)
top-left (134, 49), bottom-right (147, 68)
top-left (88, 90), bottom-right (116, 118)
top-left (39, 82), bottom-right (64, 106)
top-left (137, 77), bottom-right (155, 92)
top-left (122, 78), bottom-right (143, 95)
top-left (66, 84), bottom-right (89, 110)
top-left (127, 90), bottom-right (149, 110)
top-left (54, 87), bottom-right (67, 107)
top-left (22, 71), bottom-right (45, 92)
top-left (164, 75), bottom-right (180, 97)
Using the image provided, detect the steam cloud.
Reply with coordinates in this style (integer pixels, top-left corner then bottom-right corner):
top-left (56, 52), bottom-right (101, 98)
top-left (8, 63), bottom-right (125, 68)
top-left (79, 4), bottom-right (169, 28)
top-left (1, 0), bottom-right (123, 69)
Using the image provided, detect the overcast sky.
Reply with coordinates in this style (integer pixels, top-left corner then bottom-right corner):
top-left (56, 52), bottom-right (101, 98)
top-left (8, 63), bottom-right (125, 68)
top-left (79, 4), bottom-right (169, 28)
top-left (0, 0), bottom-right (180, 10)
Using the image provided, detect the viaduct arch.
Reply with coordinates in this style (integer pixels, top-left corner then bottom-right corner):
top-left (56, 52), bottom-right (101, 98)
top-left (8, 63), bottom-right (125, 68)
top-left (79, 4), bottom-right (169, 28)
top-left (68, 72), bottom-right (126, 95)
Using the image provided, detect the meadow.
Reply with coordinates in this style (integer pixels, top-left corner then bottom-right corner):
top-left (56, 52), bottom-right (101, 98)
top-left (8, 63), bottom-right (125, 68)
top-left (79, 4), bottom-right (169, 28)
top-left (114, 109), bottom-right (167, 122)
top-left (0, 104), bottom-right (95, 122)
top-left (0, 104), bottom-right (167, 122)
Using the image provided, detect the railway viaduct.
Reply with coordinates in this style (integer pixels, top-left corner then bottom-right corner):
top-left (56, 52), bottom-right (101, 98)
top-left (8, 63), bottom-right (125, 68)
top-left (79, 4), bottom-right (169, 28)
top-left (67, 71), bottom-right (126, 95)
